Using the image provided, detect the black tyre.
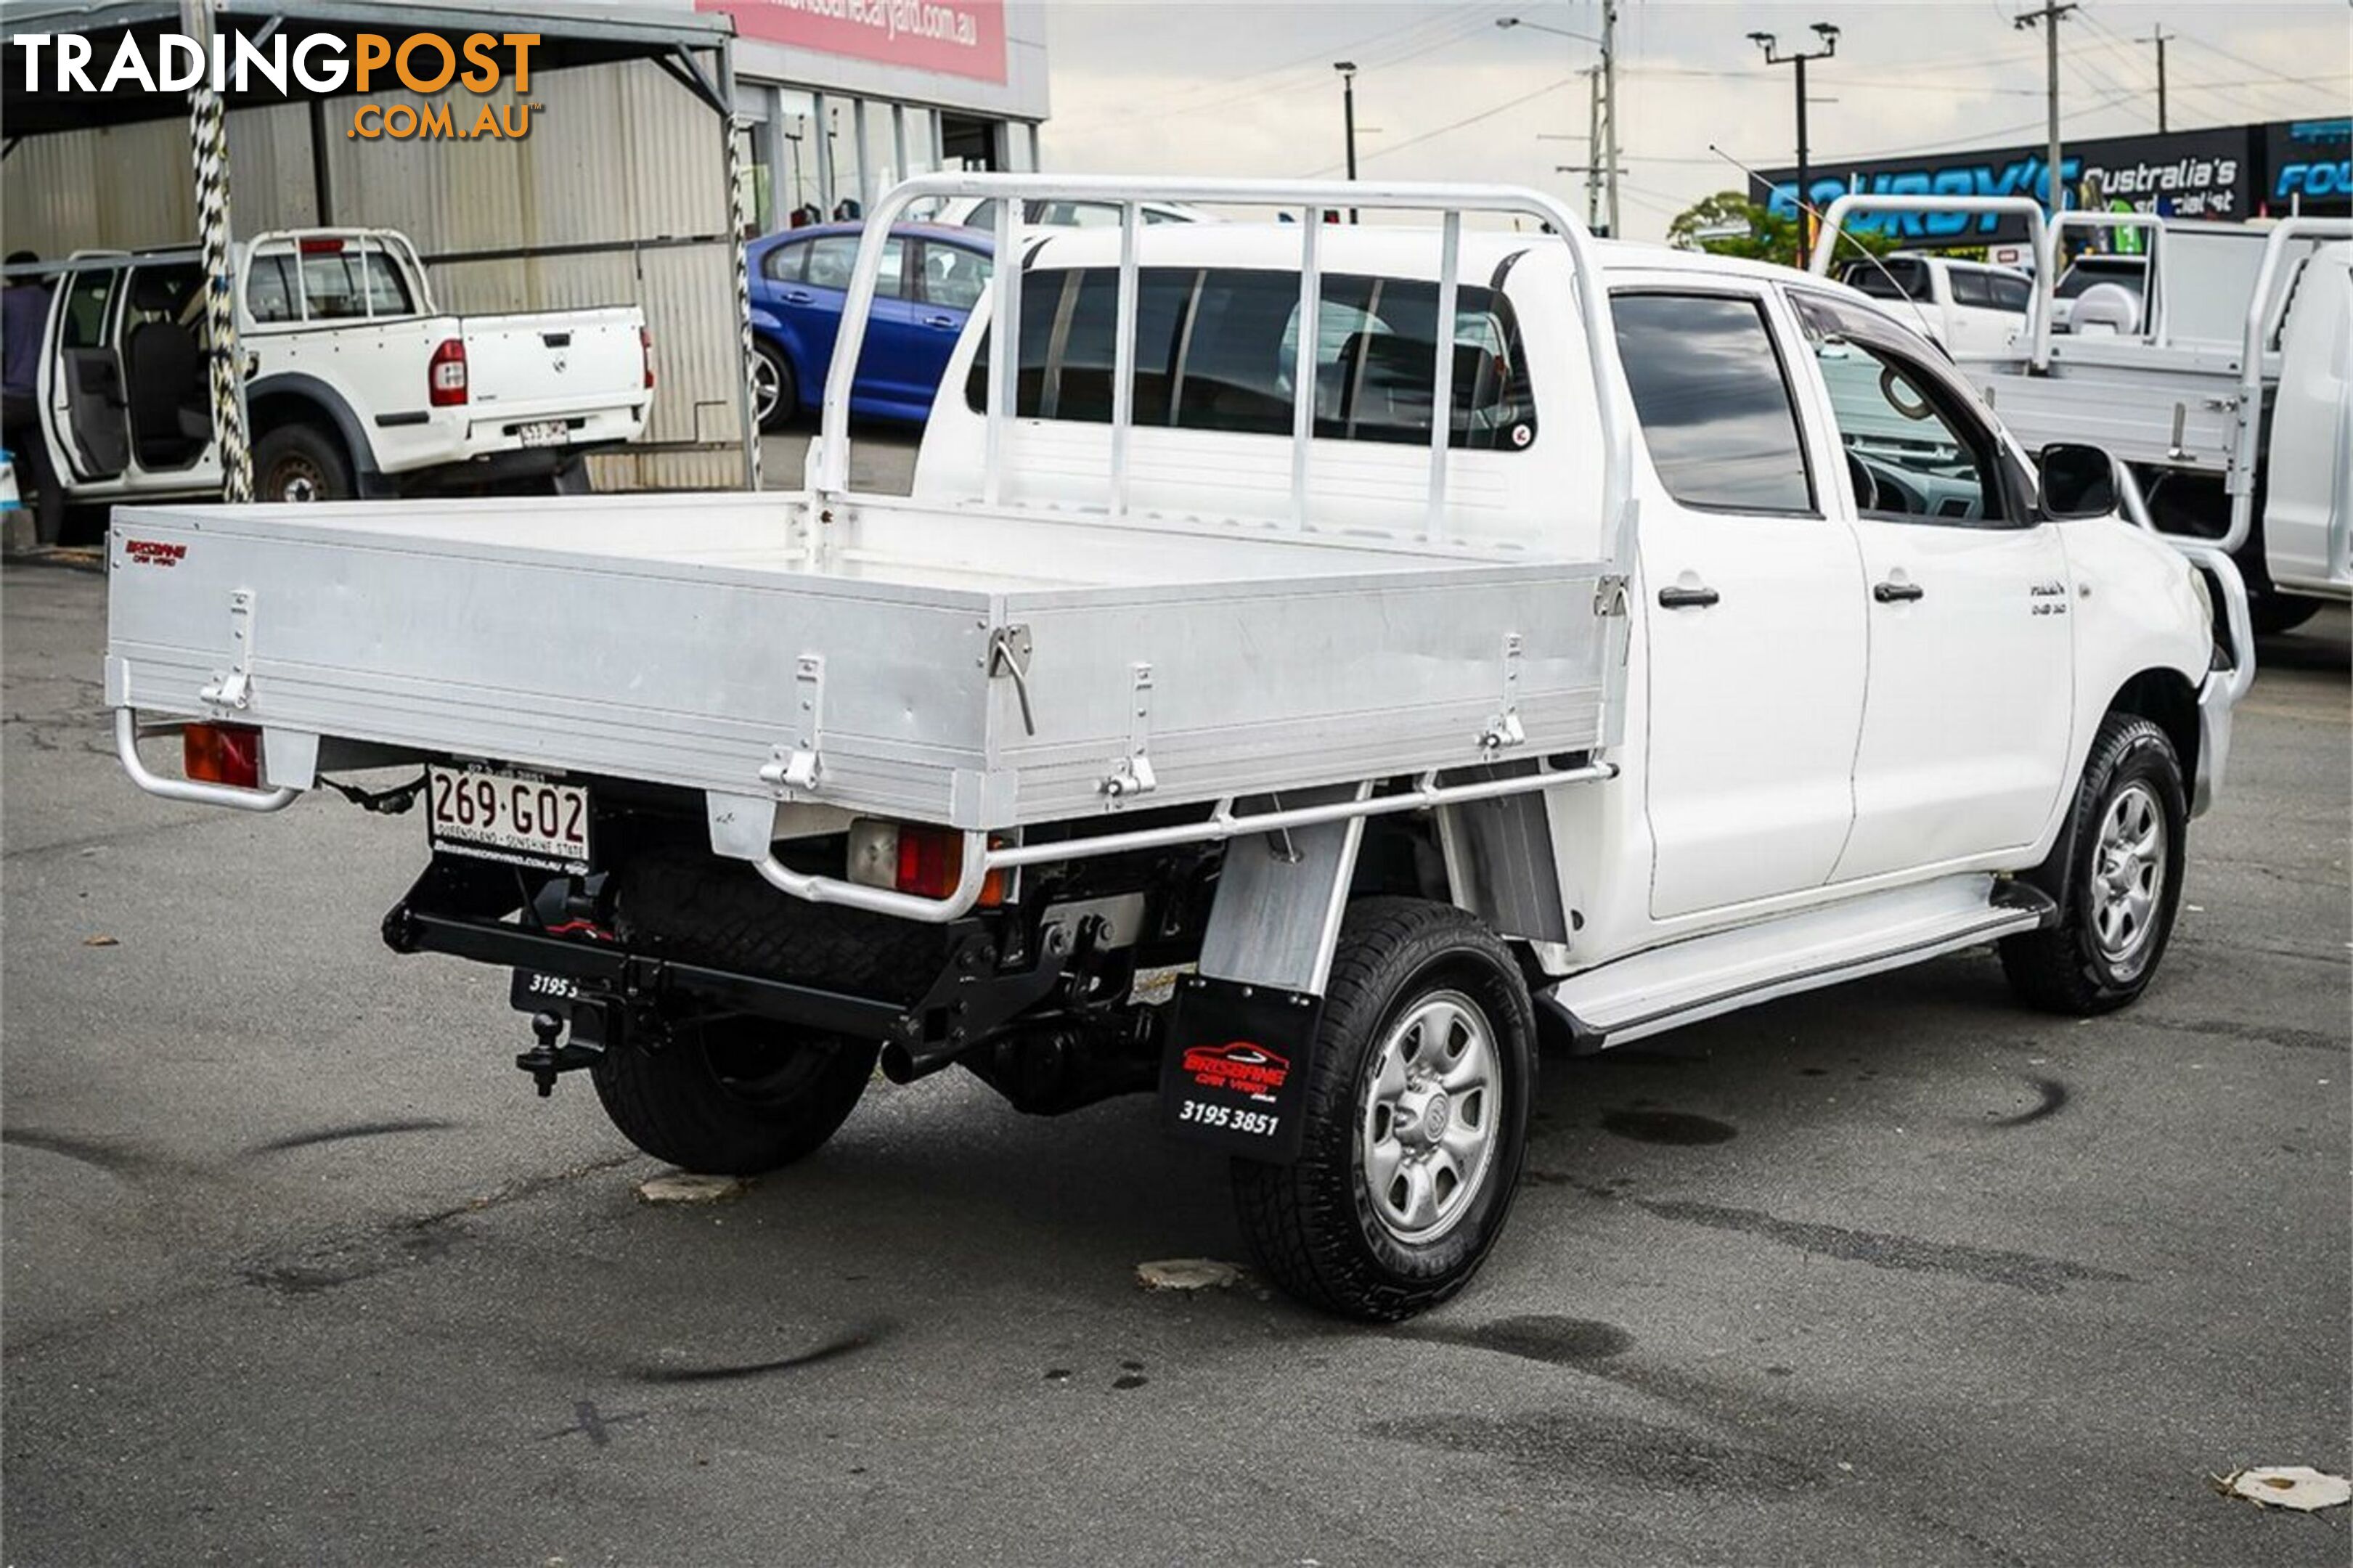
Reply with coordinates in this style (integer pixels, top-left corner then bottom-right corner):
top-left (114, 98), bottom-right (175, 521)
top-left (587, 852), bottom-right (937, 1175)
top-left (590, 1016), bottom-right (877, 1176)
top-left (1999, 714), bottom-right (2187, 1015)
top-left (2249, 592), bottom-right (2322, 637)
top-left (752, 340), bottom-right (796, 433)
top-left (1231, 899), bottom-right (1536, 1322)
top-left (253, 422), bottom-right (354, 503)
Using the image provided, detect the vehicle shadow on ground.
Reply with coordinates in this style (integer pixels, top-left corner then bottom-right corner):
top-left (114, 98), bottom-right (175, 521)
top-left (521, 947), bottom-right (2050, 1347)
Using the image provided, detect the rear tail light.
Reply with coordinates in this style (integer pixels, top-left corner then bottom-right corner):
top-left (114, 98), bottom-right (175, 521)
top-left (640, 324), bottom-right (656, 389)
top-left (184, 723), bottom-right (262, 789)
top-left (298, 236), bottom-right (346, 256)
top-left (848, 820), bottom-right (1006, 906)
top-left (428, 338), bottom-right (468, 407)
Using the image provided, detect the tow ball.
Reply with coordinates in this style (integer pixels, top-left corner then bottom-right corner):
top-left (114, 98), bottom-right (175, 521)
top-left (515, 1010), bottom-right (603, 1097)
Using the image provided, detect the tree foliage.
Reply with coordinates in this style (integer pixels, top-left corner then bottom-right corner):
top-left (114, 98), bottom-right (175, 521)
top-left (1666, 189), bottom-right (1899, 268)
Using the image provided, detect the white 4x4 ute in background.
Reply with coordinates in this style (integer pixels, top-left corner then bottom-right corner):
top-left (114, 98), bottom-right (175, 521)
top-left (37, 228), bottom-right (651, 505)
top-left (1836, 250), bottom-right (2034, 356)
top-left (102, 177), bottom-right (2245, 1321)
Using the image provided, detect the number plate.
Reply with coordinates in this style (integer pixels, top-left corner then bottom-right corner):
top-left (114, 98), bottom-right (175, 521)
top-left (515, 420), bottom-right (569, 448)
top-left (427, 765), bottom-right (591, 873)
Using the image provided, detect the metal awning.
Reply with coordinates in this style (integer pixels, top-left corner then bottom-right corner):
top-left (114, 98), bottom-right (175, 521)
top-left (1, 0), bottom-right (735, 134)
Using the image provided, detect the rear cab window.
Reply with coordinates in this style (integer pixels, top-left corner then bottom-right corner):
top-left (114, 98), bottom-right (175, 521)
top-left (247, 240), bottom-right (415, 323)
top-left (966, 265), bottom-right (1537, 451)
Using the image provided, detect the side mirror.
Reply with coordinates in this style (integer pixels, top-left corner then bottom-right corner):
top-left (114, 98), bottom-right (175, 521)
top-left (2038, 441), bottom-right (2116, 520)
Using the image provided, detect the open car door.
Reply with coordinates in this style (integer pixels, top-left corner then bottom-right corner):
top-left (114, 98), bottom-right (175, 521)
top-left (46, 264), bottom-right (130, 481)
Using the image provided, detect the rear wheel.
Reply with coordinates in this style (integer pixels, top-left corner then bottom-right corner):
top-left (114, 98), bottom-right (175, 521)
top-left (1231, 899), bottom-right (1535, 1322)
top-left (752, 341), bottom-right (795, 433)
top-left (1999, 714), bottom-right (2187, 1015)
top-left (590, 1016), bottom-right (877, 1176)
top-left (587, 852), bottom-right (935, 1173)
top-left (253, 422), bottom-right (353, 503)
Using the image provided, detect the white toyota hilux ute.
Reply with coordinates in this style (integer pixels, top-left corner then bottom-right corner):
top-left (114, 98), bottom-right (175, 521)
top-left (33, 227), bottom-right (652, 507)
top-left (103, 177), bottom-right (2246, 1321)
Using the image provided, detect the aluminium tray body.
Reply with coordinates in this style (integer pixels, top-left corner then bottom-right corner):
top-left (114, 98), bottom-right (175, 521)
top-left (105, 491), bottom-right (1613, 830)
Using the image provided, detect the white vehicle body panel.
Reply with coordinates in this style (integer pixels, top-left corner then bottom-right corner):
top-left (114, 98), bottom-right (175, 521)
top-left (2262, 241), bottom-right (2353, 599)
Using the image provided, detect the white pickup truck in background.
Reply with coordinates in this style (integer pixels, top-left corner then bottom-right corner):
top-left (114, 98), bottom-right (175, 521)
top-left (104, 176), bottom-right (2244, 1322)
top-left (36, 228), bottom-right (651, 505)
top-left (1836, 250), bottom-right (2034, 356)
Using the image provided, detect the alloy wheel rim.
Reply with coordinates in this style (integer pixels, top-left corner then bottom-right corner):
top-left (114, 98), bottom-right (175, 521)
top-left (1360, 988), bottom-right (1501, 1245)
top-left (273, 460), bottom-right (322, 502)
top-left (752, 354), bottom-right (782, 423)
top-left (2091, 780), bottom-right (2166, 975)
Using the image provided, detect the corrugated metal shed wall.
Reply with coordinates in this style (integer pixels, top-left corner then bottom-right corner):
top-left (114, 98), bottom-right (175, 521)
top-left (1, 62), bottom-right (741, 491)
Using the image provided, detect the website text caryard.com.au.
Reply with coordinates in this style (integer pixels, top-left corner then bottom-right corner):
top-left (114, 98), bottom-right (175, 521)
top-left (8, 30), bottom-right (545, 141)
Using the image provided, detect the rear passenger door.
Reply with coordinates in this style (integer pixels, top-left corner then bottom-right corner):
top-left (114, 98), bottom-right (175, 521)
top-left (798, 235), bottom-right (922, 410)
top-left (1612, 285), bottom-right (1869, 920)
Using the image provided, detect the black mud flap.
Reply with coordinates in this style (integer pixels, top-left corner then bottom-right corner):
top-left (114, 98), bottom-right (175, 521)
top-left (1159, 973), bottom-right (1322, 1164)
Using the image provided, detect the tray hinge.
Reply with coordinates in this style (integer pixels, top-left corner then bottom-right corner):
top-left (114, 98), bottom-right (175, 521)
top-left (758, 653), bottom-right (825, 795)
top-left (198, 588), bottom-right (256, 711)
top-left (1480, 632), bottom-right (1527, 751)
top-left (1592, 575), bottom-right (1629, 618)
top-left (987, 624), bottom-right (1036, 736)
top-left (1101, 661), bottom-right (1158, 804)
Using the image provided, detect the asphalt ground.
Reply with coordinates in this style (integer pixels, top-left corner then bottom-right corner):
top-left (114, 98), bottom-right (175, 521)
top-left (3, 550), bottom-right (2346, 1567)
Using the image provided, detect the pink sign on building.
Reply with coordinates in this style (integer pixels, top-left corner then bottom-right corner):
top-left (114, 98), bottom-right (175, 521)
top-left (701, 0), bottom-right (1009, 86)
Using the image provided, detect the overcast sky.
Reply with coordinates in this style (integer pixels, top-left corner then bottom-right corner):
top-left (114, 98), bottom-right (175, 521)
top-left (1037, 1), bottom-right (2351, 240)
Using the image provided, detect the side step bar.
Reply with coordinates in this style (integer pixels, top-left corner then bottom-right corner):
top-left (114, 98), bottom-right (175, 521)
top-left (1544, 873), bottom-right (2055, 1050)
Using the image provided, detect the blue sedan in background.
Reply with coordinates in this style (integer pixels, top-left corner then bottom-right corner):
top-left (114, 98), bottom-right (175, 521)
top-left (746, 221), bottom-right (995, 430)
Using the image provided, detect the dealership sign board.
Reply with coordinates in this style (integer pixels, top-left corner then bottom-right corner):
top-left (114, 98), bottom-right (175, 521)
top-left (698, 0), bottom-right (1008, 84)
top-left (1764, 121), bottom-right (2344, 246)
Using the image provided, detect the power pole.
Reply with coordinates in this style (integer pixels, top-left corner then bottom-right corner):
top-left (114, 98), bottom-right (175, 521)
top-left (1498, 15), bottom-right (1615, 234)
top-left (1334, 61), bottom-right (1359, 224)
top-left (2015, 2), bottom-right (2078, 227)
top-left (1584, 65), bottom-right (1604, 230)
top-left (2141, 25), bottom-right (2171, 132)
top-left (1748, 24), bottom-right (1840, 267)
top-left (1599, 0), bottom-right (1620, 238)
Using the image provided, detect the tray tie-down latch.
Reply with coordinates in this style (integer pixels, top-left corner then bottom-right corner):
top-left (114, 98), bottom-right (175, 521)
top-left (987, 624), bottom-right (1036, 736)
top-left (757, 653), bottom-right (825, 795)
top-left (1100, 661), bottom-right (1158, 803)
top-left (198, 587), bottom-right (257, 711)
top-left (1480, 632), bottom-right (1526, 752)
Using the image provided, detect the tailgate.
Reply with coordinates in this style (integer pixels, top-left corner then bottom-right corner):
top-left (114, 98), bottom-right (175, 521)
top-left (462, 308), bottom-right (644, 421)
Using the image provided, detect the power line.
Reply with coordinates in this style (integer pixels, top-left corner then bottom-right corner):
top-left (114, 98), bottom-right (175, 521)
top-left (1057, 7), bottom-right (1496, 128)
top-left (1298, 74), bottom-right (1581, 176)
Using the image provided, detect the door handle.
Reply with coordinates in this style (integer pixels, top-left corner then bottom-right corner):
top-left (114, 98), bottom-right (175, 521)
top-left (782, 290), bottom-right (813, 304)
top-left (1872, 580), bottom-right (1925, 603)
top-left (1656, 584), bottom-right (1721, 609)
top-left (921, 314), bottom-right (958, 330)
